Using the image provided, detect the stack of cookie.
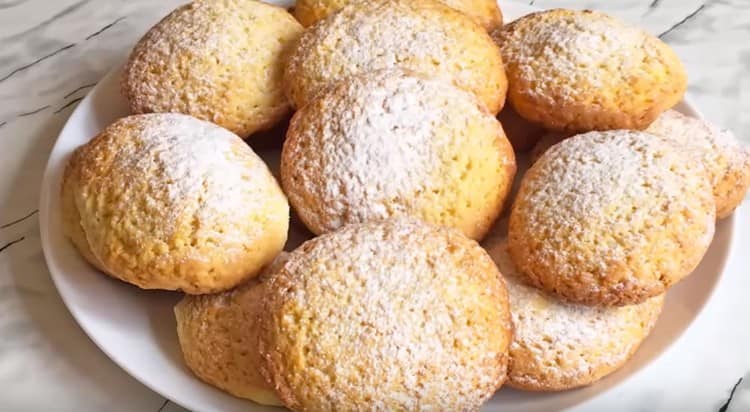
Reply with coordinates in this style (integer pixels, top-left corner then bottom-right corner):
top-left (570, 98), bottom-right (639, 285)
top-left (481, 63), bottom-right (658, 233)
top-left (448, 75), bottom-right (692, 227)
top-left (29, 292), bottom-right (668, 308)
top-left (60, 0), bottom-right (750, 410)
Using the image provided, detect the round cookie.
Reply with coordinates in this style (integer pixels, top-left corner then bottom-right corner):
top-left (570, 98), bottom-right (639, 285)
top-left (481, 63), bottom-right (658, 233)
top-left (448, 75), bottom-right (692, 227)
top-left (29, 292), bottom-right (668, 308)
top-left (508, 130), bottom-right (715, 306)
top-left (293, 0), bottom-right (503, 31)
top-left (174, 253), bottom-right (288, 405)
top-left (498, 105), bottom-right (546, 152)
top-left (281, 70), bottom-right (516, 240)
top-left (492, 9), bottom-right (687, 132)
top-left (646, 110), bottom-right (750, 219)
top-left (61, 113), bottom-right (289, 294)
top-left (122, 0), bottom-right (303, 137)
top-left (284, 0), bottom-right (508, 113)
top-left (486, 238), bottom-right (664, 391)
top-left (258, 219), bottom-right (512, 411)
top-left (530, 111), bottom-right (750, 217)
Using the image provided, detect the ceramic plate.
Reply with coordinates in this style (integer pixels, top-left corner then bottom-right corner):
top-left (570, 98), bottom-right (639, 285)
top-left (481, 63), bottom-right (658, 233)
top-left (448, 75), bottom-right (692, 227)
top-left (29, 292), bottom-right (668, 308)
top-left (39, 1), bottom-right (735, 411)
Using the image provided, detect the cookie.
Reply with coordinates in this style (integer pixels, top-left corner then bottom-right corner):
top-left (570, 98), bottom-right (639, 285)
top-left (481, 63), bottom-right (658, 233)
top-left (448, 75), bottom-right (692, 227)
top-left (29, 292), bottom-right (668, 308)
top-left (61, 114), bottom-right (289, 294)
top-left (122, 0), bottom-right (303, 137)
top-left (258, 219), bottom-right (512, 411)
top-left (509, 130), bottom-right (715, 306)
top-left (493, 9), bottom-right (686, 132)
top-left (284, 0), bottom-right (507, 113)
top-left (530, 111), bottom-right (750, 218)
top-left (485, 237), bottom-right (664, 391)
top-left (174, 253), bottom-right (288, 405)
top-left (281, 70), bottom-right (516, 240)
top-left (497, 105), bottom-right (546, 152)
top-left (646, 110), bottom-right (750, 218)
top-left (293, 0), bottom-right (503, 31)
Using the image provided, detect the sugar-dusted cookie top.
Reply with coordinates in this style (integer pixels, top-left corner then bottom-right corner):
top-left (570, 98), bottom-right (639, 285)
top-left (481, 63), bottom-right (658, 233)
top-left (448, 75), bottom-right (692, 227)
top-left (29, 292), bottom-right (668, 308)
top-left (62, 113), bottom-right (288, 294)
top-left (485, 237), bottom-right (664, 391)
top-left (284, 0), bottom-right (507, 113)
top-left (493, 9), bottom-right (686, 132)
top-left (258, 219), bottom-right (512, 411)
top-left (281, 70), bottom-right (515, 240)
top-left (122, 0), bottom-right (302, 137)
top-left (294, 0), bottom-right (503, 31)
top-left (647, 110), bottom-right (750, 218)
top-left (509, 130), bottom-right (714, 306)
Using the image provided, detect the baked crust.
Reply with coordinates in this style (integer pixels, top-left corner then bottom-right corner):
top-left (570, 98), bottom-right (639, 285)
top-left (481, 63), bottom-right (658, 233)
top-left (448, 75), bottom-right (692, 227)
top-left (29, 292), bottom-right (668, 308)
top-left (493, 9), bottom-right (687, 132)
top-left (509, 130), bottom-right (715, 306)
top-left (284, 0), bottom-right (507, 113)
top-left (281, 70), bottom-right (515, 240)
top-left (258, 219), bottom-right (512, 411)
top-left (122, 0), bottom-right (302, 137)
top-left (61, 113), bottom-right (289, 293)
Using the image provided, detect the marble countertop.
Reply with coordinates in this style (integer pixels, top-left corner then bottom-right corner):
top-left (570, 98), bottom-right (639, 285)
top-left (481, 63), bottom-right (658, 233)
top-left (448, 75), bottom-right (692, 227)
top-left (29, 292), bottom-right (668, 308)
top-left (0, 0), bottom-right (748, 411)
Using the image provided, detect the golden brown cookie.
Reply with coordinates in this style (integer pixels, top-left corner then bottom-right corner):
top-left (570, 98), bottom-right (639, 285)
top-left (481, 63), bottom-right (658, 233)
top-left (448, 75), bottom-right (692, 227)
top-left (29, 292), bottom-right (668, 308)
top-left (646, 110), bottom-right (750, 218)
top-left (509, 130), bottom-right (715, 306)
top-left (497, 105), bottom-right (546, 152)
top-left (294, 0), bottom-right (503, 31)
top-left (281, 70), bottom-right (516, 240)
top-left (493, 9), bottom-right (686, 132)
top-left (174, 253), bottom-right (288, 405)
top-left (531, 112), bottom-right (750, 217)
top-left (284, 0), bottom-right (507, 113)
top-left (258, 219), bottom-right (512, 411)
top-left (485, 237), bottom-right (664, 391)
top-left (61, 113), bottom-right (289, 294)
top-left (122, 0), bottom-right (303, 137)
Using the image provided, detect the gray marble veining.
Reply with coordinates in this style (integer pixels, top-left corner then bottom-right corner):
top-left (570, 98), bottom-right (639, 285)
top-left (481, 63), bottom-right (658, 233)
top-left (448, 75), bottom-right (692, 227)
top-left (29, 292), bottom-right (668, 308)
top-left (0, 1), bottom-right (748, 411)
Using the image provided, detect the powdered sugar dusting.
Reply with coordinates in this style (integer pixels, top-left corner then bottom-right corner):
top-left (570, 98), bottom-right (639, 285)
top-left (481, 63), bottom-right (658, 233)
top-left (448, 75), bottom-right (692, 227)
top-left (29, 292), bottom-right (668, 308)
top-left (284, 0), bottom-right (505, 110)
top-left (496, 9), bottom-right (664, 101)
top-left (485, 236), bottom-right (664, 388)
top-left (647, 110), bottom-right (749, 179)
top-left (122, 0), bottom-right (302, 136)
top-left (526, 131), bottom-right (701, 262)
top-left (509, 130), bottom-right (715, 304)
top-left (105, 113), bottom-right (272, 243)
top-left (286, 0), bottom-right (444, 105)
top-left (291, 74), bottom-right (442, 226)
top-left (282, 70), bottom-right (511, 236)
top-left (646, 110), bottom-right (750, 216)
top-left (262, 219), bottom-right (510, 409)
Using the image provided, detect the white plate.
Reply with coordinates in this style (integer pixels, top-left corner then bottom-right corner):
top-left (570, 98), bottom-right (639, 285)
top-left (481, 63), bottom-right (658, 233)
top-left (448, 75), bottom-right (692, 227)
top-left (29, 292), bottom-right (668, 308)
top-left (39, 2), bottom-right (735, 411)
